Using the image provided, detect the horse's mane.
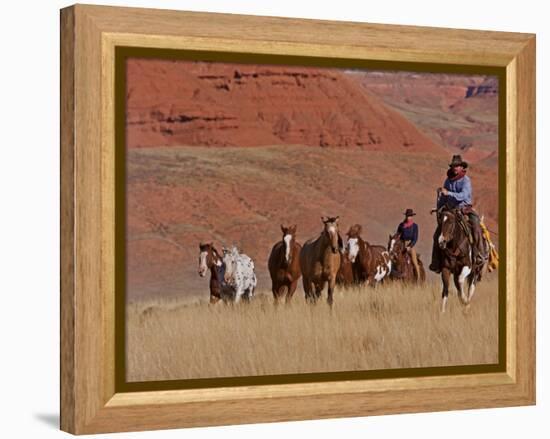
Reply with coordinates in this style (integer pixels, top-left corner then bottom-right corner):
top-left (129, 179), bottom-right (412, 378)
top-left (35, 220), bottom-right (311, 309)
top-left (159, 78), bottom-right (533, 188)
top-left (440, 209), bottom-right (470, 256)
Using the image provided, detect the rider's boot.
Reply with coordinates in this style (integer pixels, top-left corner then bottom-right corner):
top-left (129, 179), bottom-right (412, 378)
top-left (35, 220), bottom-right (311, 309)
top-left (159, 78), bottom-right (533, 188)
top-left (429, 241), bottom-right (441, 274)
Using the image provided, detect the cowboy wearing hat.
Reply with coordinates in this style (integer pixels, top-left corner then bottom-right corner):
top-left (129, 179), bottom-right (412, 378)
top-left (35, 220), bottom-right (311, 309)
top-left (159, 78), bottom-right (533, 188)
top-left (395, 208), bottom-right (420, 280)
top-left (429, 154), bottom-right (484, 273)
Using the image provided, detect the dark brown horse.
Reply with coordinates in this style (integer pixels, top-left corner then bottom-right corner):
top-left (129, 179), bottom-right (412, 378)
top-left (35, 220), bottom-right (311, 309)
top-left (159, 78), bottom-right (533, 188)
top-left (198, 242), bottom-right (234, 304)
top-left (268, 225), bottom-right (302, 303)
top-left (435, 208), bottom-right (485, 312)
top-left (336, 251), bottom-right (354, 287)
top-left (300, 216), bottom-right (342, 305)
top-left (346, 224), bottom-right (392, 286)
top-left (387, 234), bottom-right (426, 283)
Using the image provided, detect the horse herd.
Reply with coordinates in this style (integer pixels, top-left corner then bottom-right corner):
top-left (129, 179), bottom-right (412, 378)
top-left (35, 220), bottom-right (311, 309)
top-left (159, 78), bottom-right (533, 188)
top-left (198, 216), bottom-right (425, 306)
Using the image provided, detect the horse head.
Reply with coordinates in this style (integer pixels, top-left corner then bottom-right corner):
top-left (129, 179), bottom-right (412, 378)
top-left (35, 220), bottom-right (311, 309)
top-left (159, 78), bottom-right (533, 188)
top-left (321, 216), bottom-right (340, 254)
top-left (438, 210), bottom-right (457, 249)
top-left (280, 224), bottom-right (297, 264)
top-left (346, 224), bottom-right (363, 263)
top-left (222, 246), bottom-right (240, 284)
top-left (387, 233), bottom-right (398, 255)
top-left (198, 242), bottom-right (220, 277)
top-left (387, 233), bottom-right (406, 264)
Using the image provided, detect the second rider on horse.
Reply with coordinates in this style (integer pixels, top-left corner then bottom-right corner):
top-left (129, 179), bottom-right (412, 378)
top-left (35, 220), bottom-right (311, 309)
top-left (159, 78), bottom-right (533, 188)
top-left (429, 154), bottom-right (485, 274)
top-left (395, 208), bottom-right (421, 280)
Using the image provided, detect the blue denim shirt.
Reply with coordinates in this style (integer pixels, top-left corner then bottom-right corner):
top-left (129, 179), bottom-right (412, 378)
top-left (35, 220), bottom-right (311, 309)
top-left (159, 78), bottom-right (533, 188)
top-left (437, 175), bottom-right (472, 209)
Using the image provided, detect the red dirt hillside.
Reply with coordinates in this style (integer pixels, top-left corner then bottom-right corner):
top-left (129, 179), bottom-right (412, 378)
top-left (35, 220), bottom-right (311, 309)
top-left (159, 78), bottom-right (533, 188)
top-left (127, 59), bottom-right (446, 153)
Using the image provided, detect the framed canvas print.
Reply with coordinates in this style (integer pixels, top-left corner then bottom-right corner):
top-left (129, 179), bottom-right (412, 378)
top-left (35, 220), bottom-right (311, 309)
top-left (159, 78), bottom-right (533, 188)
top-left (60, 4), bottom-right (536, 435)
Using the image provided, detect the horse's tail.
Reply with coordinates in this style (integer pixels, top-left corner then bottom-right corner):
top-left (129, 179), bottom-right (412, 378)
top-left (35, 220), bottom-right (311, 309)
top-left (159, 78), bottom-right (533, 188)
top-left (418, 259), bottom-right (426, 283)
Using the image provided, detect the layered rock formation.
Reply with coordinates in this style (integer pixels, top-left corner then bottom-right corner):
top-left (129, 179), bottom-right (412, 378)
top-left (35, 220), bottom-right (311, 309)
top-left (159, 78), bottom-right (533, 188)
top-left (127, 60), bottom-right (445, 153)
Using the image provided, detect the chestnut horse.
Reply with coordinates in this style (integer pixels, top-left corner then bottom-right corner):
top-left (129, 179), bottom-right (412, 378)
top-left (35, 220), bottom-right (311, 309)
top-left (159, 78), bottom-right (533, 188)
top-left (387, 234), bottom-right (426, 283)
top-left (336, 250), bottom-right (354, 287)
top-left (198, 242), bottom-right (235, 304)
top-left (346, 224), bottom-right (392, 286)
top-left (268, 225), bottom-right (302, 303)
top-left (300, 216), bottom-right (342, 305)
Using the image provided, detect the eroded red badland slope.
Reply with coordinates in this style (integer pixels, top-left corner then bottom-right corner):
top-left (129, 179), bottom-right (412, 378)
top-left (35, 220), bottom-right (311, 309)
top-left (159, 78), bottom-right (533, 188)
top-left (127, 60), bottom-right (445, 153)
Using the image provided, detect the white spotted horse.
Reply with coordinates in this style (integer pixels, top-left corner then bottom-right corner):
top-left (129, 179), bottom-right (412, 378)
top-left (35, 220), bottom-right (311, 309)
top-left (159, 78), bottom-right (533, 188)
top-left (222, 246), bottom-right (257, 303)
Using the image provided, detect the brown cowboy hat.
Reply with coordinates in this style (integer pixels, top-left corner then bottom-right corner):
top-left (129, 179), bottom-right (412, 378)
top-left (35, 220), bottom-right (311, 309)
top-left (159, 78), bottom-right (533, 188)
top-left (403, 208), bottom-right (417, 217)
top-left (448, 154), bottom-right (468, 168)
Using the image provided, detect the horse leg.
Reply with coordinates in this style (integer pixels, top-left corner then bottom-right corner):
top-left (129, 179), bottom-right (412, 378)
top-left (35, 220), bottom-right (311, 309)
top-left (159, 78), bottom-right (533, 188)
top-left (467, 274), bottom-right (477, 302)
top-left (302, 276), bottom-right (309, 301)
top-left (314, 281), bottom-right (323, 302)
top-left (272, 284), bottom-right (280, 304)
top-left (457, 265), bottom-right (472, 305)
top-left (278, 285), bottom-right (289, 304)
top-left (327, 277), bottom-right (337, 306)
top-left (453, 273), bottom-right (462, 302)
top-left (373, 265), bottom-right (387, 285)
top-left (419, 262), bottom-right (426, 283)
top-left (209, 295), bottom-right (221, 305)
top-left (243, 282), bottom-right (254, 303)
top-left (441, 268), bottom-right (451, 312)
top-left (272, 281), bottom-right (283, 304)
top-left (234, 285), bottom-right (244, 304)
top-left (303, 277), bottom-right (316, 303)
top-left (286, 280), bottom-right (298, 304)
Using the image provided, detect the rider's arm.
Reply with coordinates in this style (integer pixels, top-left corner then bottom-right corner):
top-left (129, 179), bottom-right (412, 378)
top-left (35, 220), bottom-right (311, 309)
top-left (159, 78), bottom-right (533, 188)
top-left (446, 176), bottom-right (472, 202)
top-left (436, 179), bottom-right (448, 208)
top-left (410, 224), bottom-right (418, 247)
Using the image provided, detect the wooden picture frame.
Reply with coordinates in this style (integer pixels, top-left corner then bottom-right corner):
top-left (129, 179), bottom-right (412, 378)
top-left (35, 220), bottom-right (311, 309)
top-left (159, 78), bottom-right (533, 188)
top-left (60, 4), bottom-right (536, 435)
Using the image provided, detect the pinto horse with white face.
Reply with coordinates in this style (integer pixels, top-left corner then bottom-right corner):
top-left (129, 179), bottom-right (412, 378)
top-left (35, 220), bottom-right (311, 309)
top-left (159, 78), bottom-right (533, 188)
top-left (300, 216), bottom-right (342, 306)
top-left (198, 242), bottom-right (235, 304)
top-left (268, 224), bottom-right (302, 303)
top-left (436, 208), bottom-right (484, 312)
top-left (346, 224), bottom-right (392, 286)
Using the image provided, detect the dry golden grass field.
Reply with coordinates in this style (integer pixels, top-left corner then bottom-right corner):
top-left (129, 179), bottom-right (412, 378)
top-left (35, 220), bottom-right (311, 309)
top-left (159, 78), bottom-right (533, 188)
top-left (126, 274), bottom-right (499, 382)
